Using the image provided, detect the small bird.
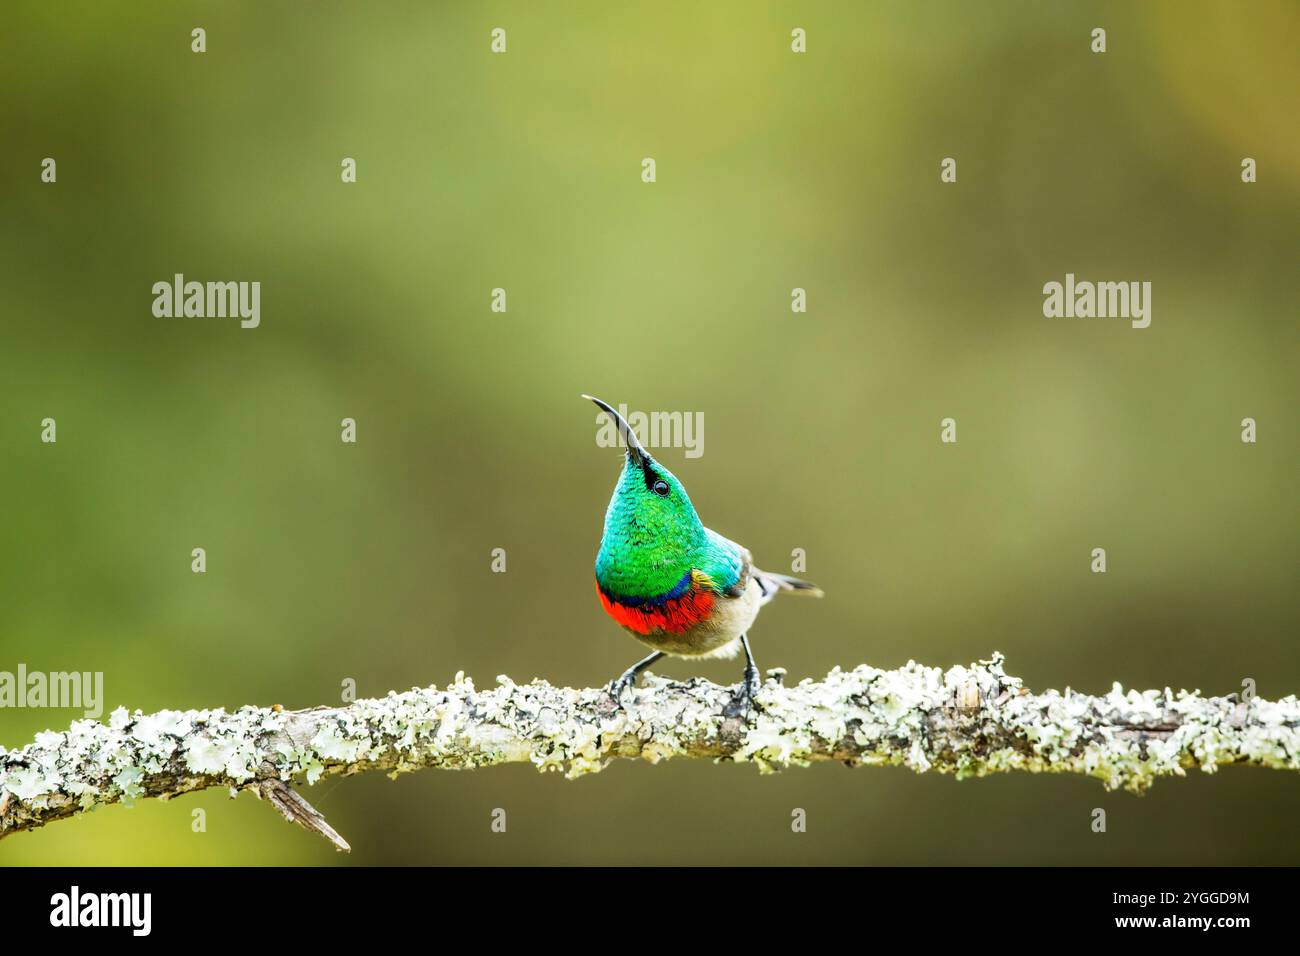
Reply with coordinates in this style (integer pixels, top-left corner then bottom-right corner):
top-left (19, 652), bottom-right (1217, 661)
top-left (584, 395), bottom-right (822, 714)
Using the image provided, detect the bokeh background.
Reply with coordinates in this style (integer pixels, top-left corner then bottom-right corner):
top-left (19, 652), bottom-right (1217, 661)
top-left (2, 0), bottom-right (1297, 865)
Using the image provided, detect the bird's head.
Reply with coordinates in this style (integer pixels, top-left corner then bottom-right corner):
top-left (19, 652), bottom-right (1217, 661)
top-left (584, 395), bottom-right (706, 591)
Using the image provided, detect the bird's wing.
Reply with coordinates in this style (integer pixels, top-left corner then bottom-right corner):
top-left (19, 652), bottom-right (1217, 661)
top-left (703, 528), bottom-right (753, 599)
top-left (705, 529), bottom-right (823, 603)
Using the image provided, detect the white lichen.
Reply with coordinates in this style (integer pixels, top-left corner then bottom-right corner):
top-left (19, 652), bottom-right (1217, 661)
top-left (4, 653), bottom-right (1300, 847)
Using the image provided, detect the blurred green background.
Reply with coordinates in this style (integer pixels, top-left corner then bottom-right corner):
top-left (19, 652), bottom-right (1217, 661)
top-left (2, 0), bottom-right (1297, 865)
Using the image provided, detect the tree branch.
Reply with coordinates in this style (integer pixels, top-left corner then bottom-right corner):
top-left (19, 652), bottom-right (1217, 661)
top-left (3, 654), bottom-right (1298, 850)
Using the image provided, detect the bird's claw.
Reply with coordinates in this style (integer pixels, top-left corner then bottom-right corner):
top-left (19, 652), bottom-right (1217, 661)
top-left (723, 668), bottom-right (762, 719)
top-left (606, 669), bottom-right (639, 704)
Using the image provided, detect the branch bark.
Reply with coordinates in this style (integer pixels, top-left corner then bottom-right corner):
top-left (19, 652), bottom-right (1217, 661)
top-left (2, 654), bottom-right (1297, 850)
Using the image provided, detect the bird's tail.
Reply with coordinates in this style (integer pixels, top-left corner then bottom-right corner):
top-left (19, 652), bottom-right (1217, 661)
top-left (753, 567), bottom-right (824, 604)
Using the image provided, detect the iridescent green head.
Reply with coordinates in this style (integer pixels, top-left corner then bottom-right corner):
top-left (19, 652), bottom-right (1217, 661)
top-left (584, 395), bottom-right (707, 599)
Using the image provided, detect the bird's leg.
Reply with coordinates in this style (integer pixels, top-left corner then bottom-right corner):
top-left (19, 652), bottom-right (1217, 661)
top-left (608, 651), bottom-right (664, 701)
top-left (723, 634), bottom-right (762, 718)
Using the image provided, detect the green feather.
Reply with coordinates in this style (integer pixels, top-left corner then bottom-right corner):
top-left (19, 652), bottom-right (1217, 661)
top-left (594, 454), bottom-right (739, 599)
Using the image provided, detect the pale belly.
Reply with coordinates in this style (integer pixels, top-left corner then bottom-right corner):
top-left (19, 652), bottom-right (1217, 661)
top-left (629, 576), bottom-right (763, 659)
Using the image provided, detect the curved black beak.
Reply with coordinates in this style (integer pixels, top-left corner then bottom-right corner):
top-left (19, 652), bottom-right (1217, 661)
top-left (582, 394), bottom-right (649, 466)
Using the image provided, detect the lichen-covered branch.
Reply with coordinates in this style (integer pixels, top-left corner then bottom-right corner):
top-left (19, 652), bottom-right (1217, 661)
top-left (3, 654), bottom-right (1298, 851)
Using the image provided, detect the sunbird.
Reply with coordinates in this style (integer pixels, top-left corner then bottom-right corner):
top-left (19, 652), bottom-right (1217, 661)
top-left (584, 395), bottom-right (822, 714)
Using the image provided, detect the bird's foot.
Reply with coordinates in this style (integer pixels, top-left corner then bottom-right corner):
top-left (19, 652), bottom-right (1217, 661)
top-left (606, 666), bottom-right (642, 704)
top-left (723, 666), bottom-right (762, 719)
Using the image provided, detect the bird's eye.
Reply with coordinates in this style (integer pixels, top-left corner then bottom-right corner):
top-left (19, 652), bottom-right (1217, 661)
top-left (652, 479), bottom-right (670, 497)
